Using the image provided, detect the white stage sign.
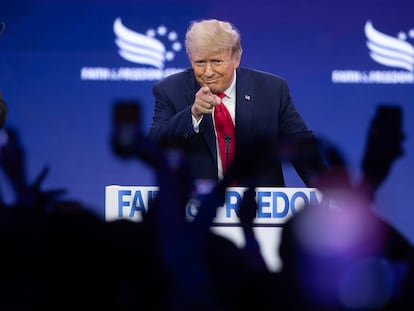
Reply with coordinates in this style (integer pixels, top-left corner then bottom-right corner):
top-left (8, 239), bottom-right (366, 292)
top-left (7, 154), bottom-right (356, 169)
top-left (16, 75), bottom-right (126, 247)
top-left (105, 185), bottom-right (322, 271)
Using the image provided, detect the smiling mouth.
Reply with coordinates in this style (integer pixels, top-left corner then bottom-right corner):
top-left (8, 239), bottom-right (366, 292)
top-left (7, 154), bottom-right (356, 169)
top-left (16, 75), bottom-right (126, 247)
top-left (205, 80), bottom-right (218, 85)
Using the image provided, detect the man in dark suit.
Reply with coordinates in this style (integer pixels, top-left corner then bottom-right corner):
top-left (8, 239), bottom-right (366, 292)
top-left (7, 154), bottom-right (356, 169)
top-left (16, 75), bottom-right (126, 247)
top-left (149, 19), bottom-right (326, 187)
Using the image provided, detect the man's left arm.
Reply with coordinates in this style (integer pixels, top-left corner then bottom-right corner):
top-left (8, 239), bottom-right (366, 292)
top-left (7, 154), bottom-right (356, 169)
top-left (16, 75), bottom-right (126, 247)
top-left (277, 81), bottom-right (327, 187)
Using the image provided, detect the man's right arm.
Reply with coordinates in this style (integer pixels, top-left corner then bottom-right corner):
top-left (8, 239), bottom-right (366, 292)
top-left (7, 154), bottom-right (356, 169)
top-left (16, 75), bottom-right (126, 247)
top-left (148, 83), bottom-right (195, 143)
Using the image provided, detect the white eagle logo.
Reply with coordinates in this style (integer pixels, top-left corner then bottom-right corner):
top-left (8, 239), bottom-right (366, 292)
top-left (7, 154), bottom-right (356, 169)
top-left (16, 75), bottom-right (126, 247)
top-left (365, 20), bottom-right (414, 72)
top-left (113, 17), bottom-right (182, 69)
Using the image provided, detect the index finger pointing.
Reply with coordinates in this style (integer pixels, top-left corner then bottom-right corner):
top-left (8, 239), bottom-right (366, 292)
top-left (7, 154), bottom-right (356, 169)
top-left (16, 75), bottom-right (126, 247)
top-left (200, 86), bottom-right (211, 95)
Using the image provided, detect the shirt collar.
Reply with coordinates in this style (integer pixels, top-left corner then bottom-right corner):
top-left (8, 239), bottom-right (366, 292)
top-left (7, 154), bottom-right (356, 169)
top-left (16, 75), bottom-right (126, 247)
top-left (222, 69), bottom-right (236, 99)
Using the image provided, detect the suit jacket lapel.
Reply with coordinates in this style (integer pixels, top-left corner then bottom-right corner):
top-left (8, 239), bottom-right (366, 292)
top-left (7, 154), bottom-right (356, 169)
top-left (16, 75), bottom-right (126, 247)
top-left (235, 69), bottom-right (254, 144)
top-left (187, 72), bottom-right (218, 163)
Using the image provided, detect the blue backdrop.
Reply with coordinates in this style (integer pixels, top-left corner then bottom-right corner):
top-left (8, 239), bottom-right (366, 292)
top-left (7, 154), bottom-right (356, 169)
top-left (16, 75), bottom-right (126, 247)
top-left (1, 0), bottom-right (413, 243)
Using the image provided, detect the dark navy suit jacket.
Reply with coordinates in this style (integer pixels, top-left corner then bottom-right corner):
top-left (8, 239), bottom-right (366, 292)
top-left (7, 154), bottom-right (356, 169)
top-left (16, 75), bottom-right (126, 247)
top-left (149, 67), bottom-right (325, 186)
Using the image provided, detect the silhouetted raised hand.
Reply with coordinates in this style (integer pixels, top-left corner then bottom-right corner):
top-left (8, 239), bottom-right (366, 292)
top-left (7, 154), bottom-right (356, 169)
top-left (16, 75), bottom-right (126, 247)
top-left (361, 105), bottom-right (404, 193)
top-left (0, 127), bottom-right (65, 209)
top-left (0, 91), bottom-right (8, 128)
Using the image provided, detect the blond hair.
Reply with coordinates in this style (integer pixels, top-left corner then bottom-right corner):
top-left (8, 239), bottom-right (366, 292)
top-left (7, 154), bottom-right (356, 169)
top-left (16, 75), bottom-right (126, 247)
top-left (185, 19), bottom-right (242, 59)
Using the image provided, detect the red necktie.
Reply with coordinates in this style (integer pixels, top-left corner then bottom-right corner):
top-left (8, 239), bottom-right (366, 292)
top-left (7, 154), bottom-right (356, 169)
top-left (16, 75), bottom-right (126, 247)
top-left (214, 93), bottom-right (235, 174)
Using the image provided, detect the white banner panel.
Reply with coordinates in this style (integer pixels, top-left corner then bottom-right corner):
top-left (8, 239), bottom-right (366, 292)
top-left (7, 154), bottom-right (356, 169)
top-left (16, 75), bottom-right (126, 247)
top-left (105, 185), bottom-right (322, 271)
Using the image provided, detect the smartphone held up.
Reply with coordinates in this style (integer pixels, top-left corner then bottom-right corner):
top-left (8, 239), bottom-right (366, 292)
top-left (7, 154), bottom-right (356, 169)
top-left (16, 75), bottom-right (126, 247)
top-left (110, 100), bottom-right (142, 159)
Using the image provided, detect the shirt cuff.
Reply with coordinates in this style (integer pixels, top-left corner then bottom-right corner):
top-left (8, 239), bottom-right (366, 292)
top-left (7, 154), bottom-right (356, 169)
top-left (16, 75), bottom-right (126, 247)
top-left (192, 114), bottom-right (203, 133)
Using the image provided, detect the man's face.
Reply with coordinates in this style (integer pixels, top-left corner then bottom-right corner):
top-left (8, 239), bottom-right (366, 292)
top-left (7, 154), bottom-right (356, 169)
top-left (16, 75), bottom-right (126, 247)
top-left (190, 48), bottom-right (240, 94)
